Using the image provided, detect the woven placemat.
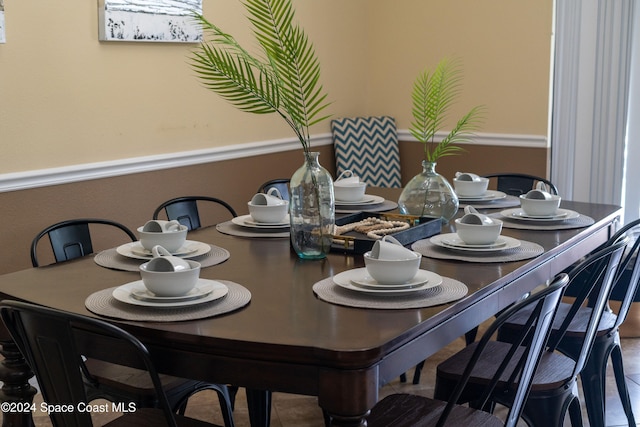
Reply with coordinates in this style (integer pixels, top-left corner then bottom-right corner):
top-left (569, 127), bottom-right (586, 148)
top-left (94, 245), bottom-right (230, 272)
top-left (411, 238), bottom-right (544, 263)
top-left (489, 213), bottom-right (595, 230)
top-left (216, 221), bottom-right (289, 238)
top-left (459, 195), bottom-right (521, 210)
top-left (85, 280), bottom-right (250, 322)
top-left (313, 276), bottom-right (467, 309)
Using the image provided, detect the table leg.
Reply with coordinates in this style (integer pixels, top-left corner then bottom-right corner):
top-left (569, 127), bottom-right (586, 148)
top-left (0, 338), bottom-right (37, 427)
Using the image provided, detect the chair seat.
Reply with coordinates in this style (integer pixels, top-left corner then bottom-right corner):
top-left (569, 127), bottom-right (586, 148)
top-left (368, 393), bottom-right (503, 427)
top-left (84, 359), bottom-right (206, 406)
top-left (436, 341), bottom-right (576, 394)
top-left (499, 302), bottom-right (618, 340)
top-left (105, 407), bottom-right (222, 427)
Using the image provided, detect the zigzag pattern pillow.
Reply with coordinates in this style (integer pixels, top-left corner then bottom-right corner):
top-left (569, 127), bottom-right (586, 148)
top-left (331, 116), bottom-right (402, 188)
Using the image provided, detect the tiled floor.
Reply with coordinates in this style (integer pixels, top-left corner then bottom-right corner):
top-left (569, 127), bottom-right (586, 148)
top-left (27, 334), bottom-right (640, 426)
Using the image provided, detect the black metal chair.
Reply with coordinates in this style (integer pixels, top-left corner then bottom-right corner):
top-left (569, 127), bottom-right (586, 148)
top-left (0, 300), bottom-right (224, 427)
top-left (29, 219), bottom-right (236, 427)
top-left (153, 196), bottom-right (238, 231)
top-left (30, 218), bottom-right (137, 267)
top-left (367, 274), bottom-right (568, 427)
top-left (498, 219), bottom-right (640, 427)
top-left (257, 179), bottom-right (290, 201)
top-left (435, 236), bottom-right (628, 427)
top-left (483, 173), bottom-right (559, 196)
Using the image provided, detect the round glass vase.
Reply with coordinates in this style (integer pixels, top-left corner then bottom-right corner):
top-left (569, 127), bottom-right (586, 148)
top-left (289, 151), bottom-right (335, 259)
top-left (397, 161), bottom-right (459, 222)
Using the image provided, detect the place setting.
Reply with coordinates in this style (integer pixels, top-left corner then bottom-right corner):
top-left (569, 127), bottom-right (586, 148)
top-left (491, 183), bottom-right (595, 230)
top-left (217, 188), bottom-right (290, 238)
top-left (313, 236), bottom-right (468, 309)
top-left (333, 170), bottom-right (398, 213)
top-left (94, 219), bottom-right (230, 271)
top-left (412, 206), bottom-right (544, 263)
top-left (453, 172), bottom-right (520, 209)
top-left (86, 245), bottom-right (251, 322)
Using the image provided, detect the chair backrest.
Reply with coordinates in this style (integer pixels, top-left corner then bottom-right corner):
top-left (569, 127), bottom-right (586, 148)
top-left (152, 196), bottom-right (238, 231)
top-left (331, 116), bottom-right (402, 188)
top-left (0, 300), bottom-right (179, 427)
top-left (30, 218), bottom-right (136, 267)
top-left (437, 274), bottom-right (568, 427)
top-left (605, 218), bottom-right (640, 330)
top-left (257, 179), bottom-right (291, 201)
top-left (547, 236), bottom-right (628, 379)
top-left (482, 173), bottom-right (559, 196)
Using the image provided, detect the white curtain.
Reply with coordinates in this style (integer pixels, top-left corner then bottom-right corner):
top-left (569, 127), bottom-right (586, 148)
top-left (551, 0), bottom-right (637, 223)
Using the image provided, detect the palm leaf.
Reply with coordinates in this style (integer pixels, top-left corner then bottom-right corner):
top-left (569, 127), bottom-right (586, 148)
top-left (190, 0), bottom-right (331, 153)
top-left (409, 58), bottom-right (484, 162)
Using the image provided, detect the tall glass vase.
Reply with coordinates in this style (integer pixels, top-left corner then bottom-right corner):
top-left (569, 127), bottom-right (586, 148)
top-left (398, 161), bottom-right (459, 222)
top-left (289, 151), bottom-right (335, 259)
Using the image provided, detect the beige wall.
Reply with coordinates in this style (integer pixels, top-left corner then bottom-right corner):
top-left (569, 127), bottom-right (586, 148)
top-left (1, 0), bottom-right (553, 174)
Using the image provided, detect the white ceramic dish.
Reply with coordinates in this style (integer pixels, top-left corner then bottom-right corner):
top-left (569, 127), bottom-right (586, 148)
top-left (137, 225), bottom-right (188, 252)
top-left (430, 233), bottom-right (521, 252)
top-left (232, 215), bottom-right (290, 229)
top-left (112, 279), bottom-right (228, 308)
top-left (131, 281), bottom-right (215, 302)
top-left (364, 250), bottom-right (422, 285)
top-left (349, 268), bottom-right (442, 289)
top-left (500, 208), bottom-right (579, 222)
top-left (440, 236), bottom-right (508, 249)
top-left (334, 195), bottom-right (385, 206)
top-left (519, 194), bottom-right (562, 216)
top-left (453, 177), bottom-right (490, 197)
top-left (332, 268), bottom-right (442, 295)
top-left (117, 241), bottom-right (211, 260)
top-left (457, 190), bottom-right (507, 202)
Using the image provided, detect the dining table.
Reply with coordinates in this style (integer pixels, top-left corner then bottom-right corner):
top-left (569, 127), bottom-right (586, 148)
top-left (0, 187), bottom-right (622, 427)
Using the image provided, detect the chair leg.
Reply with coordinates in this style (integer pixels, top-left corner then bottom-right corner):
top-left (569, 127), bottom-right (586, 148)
top-left (411, 361), bottom-right (425, 384)
top-left (611, 344), bottom-right (637, 426)
top-left (568, 396), bottom-right (584, 427)
top-left (580, 344), bottom-right (609, 427)
top-left (465, 327), bottom-right (478, 345)
top-left (246, 388), bottom-right (272, 427)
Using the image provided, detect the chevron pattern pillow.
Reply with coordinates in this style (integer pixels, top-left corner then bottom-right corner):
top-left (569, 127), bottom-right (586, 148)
top-left (331, 116), bottom-right (402, 188)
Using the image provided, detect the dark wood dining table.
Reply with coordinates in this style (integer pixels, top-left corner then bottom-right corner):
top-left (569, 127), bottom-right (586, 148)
top-left (0, 187), bottom-right (622, 427)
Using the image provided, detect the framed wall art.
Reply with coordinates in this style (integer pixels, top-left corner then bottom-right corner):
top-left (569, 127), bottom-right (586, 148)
top-left (98, 0), bottom-right (202, 43)
top-left (0, 0), bottom-right (5, 44)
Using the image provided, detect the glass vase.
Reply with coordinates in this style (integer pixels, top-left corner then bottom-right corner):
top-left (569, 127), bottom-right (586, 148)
top-left (397, 161), bottom-right (459, 222)
top-left (289, 151), bottom-right (335, 259)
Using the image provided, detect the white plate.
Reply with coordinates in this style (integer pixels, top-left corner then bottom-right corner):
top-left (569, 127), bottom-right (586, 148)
top-left (332, 268), bottom-right (442, 295)
top-left (440, 236), bottom-right (508, 250)
top-left (112, 279), bottom-right (228, 308)
top-left (131, 282), bottom-right (215, 302)
top-left (501, 208), bottom-right (579, 222)
top-left (116, 241), bottom-right (211, 260)
top-left (232, 215), bottom-right (290, 229)
top-left (430, 233), bottom-right (521, 252)
top-left (335, 195), bottom-right (385, 206)
top-left (457, 190), bottom-right (507, 202)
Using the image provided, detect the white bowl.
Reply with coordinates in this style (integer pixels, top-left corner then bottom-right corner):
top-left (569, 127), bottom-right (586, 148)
top-left (334, 182), bottom-right (367, 202)
top-left (453, 177), bottom-right (490, 197)
top-left (519, 195), bottom-right (562, 216)
top-left (248, 201), bottom-right (289, 223)
top-left (139, 259), bottom-right (201, 297)
top-left (363, 250), bottom-right (422, 285)
top-left (454, 218), bottom-right (503, 245)
top-left (137, 225), bottom-right (188, 252)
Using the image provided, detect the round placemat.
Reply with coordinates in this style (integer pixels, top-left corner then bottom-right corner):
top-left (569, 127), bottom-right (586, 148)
top-left (94, 244), bottom-right (230, 272)
top-left (216, 221), bottom-right (289, 238)
top-left (312, 276), bottom-right (468, 309)
top-left (411, 238), bottom-right (544, 263)
top-left (85, 280), bottom-right (251, 322)
top-left (489, 213), bottom-right (595, 230)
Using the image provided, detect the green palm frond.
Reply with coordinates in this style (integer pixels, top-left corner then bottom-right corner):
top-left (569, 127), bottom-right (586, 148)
top-left (409, 58), bottom-right (485, 162)
top-left (189, 0), bottom-right (331, 153)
